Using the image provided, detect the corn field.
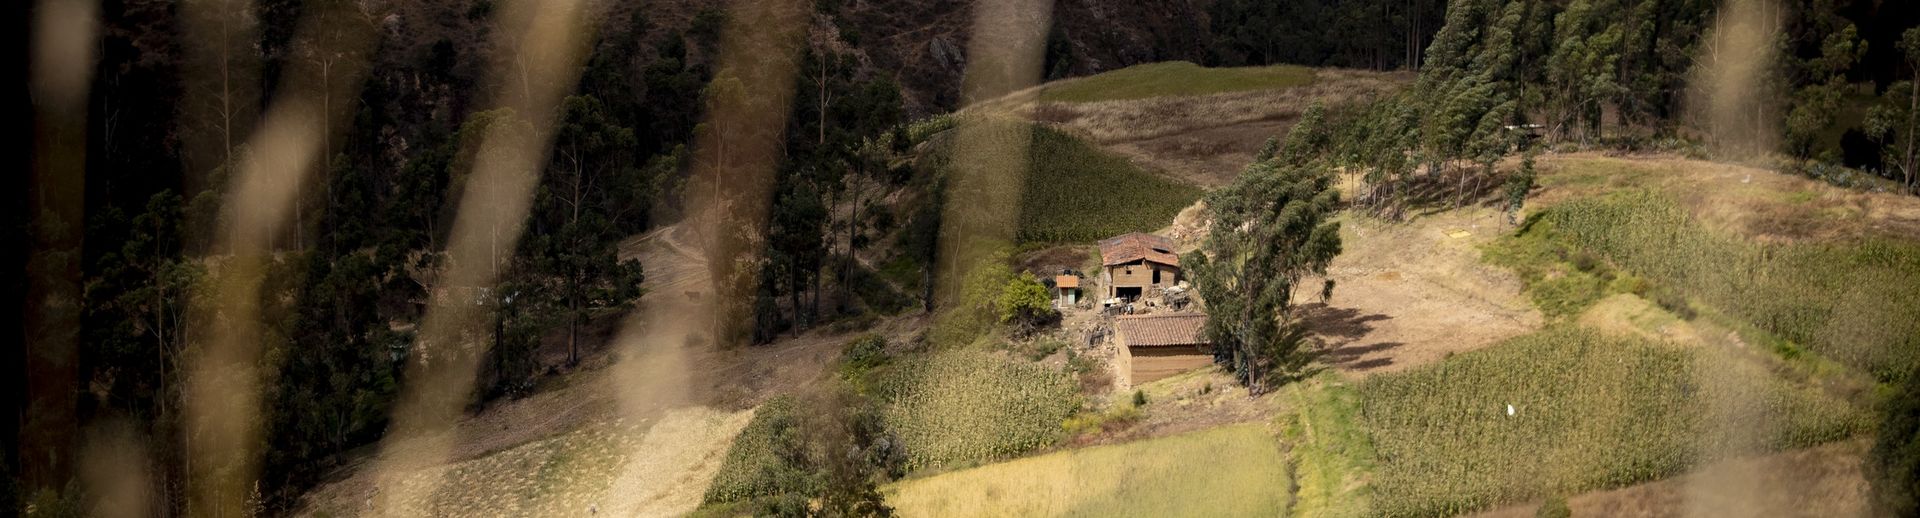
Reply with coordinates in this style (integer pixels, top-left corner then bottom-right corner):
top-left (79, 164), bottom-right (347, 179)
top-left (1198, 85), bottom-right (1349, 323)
top-left (875, 350), bottom-right (1080, 471)
top-left (1358, 326), bottom-right (1863, 518)
top-left (1535, 190), bottom-right (1920, 381)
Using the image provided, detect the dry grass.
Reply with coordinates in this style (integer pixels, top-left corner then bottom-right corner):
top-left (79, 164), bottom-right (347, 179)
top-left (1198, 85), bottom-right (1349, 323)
top-left (298, 407), bottom-right (751, 517)
top-left (883, 423), bottom-right (1288, 517)
top-left (966, 65), bottom-right (1409, 187)
top-left (1037, 61), bottom-right (1316, 103)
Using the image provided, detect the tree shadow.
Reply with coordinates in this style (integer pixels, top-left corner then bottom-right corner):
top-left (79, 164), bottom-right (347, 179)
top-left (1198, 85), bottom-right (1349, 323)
top-left (1402, 169), bottom-right (1513, 218)
top-left (1298, 303), bottom-right (1391, 344)
top-left (1297, 302), bottom-right (1403, 372)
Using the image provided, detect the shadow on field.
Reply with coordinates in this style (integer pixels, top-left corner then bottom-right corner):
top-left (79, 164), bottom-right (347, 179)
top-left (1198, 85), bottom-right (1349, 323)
top-left (1299, 303), bottom-right (1404, 371)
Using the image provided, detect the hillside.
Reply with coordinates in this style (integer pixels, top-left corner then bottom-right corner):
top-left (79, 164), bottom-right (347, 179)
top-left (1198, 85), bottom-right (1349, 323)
top-left (281, 58), bottom-right (1920, 517)
top-left (16, 0), bottom-right (1920, 515)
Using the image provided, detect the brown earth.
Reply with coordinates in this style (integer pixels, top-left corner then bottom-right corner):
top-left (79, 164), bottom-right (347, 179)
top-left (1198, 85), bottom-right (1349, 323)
top-left (1301, 207), bottom-right (1544, 377)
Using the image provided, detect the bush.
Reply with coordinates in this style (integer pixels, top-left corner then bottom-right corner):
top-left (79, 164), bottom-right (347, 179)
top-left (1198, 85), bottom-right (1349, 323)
top-left (703, 398), bottom-right (811, 505)
top-left (1650, 289), bottom-right (1696, 320)
top-left (1132, 390), bottom-right (1148, 407)
top-left (1536, 495), bottom-right (1571, 518)
top-left (841, 335), bottom-right (890, 379)
top-left (1061, 405), bottom-right (1143, 436)
top-left (996, 275), bottom-right (1059, 335)
top-left (1870, 370), bottom-right (1920, 517)
top-left (701, 389), bottom-right (903, 515)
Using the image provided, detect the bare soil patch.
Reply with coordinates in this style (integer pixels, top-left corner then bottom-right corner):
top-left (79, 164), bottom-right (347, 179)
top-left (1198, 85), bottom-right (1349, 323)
top-left (1301, 208), bottom-right (1543, 377)
top-left (1068, 367), bottom-right (1283, 449)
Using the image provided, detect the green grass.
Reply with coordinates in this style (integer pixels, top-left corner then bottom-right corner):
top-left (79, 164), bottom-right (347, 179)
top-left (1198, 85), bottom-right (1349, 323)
top-left (874, 350), bottom-right (1081, 471)
top-left (1039, 61), bottom-right (1316, 103)
top-left (1277, 374), bottom-right (1376, 518)
top-left (1357, 326), bottom-right (1864, 518)
top-left (919, 120), bottom-right (1202, 244)
top-left (1518, 189), bottom-right (1920, 381)
top-left (883, 424), bottom-right (1288, 517)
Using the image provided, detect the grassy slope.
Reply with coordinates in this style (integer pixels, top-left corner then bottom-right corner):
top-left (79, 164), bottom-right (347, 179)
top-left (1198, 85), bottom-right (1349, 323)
top-left (1040, 61), bottom-right (1316, 103)
top-left (1277, 374), bottom-right (1376, 518)
top-left (884, 424), bottom-right (1288, 517)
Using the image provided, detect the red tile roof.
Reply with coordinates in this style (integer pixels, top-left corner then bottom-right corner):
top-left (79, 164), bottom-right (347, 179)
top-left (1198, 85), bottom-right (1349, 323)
top-left (1054, 275), bottom-right (1080, 289)
top-left (1115, 312), bottom-right (1210, 347)
top-left (1098, 232), bottom-right (1179, 267)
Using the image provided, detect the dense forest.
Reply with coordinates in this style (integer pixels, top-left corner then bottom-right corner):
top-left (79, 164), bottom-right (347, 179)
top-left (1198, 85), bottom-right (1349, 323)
top-left (11, 0), bottom-right (1920, 515)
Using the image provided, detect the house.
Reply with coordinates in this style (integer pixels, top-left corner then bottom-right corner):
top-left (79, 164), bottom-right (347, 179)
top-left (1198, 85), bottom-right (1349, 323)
top-left (1053, 274), bottom-right (1081, 307)
top-left (1097, 232), bottom-right (1180, 302)
top-left (1114, 312), bottom-right (1211, 384)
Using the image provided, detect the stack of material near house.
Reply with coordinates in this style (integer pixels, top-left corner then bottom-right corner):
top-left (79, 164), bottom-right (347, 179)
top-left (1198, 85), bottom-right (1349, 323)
top-left (1114, 312), bottom-right (1211, 384)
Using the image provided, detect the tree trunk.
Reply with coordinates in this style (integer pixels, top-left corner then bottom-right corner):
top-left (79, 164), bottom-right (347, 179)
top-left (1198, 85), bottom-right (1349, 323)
top-left (922, 266), bottom-right (934, 313)
top-left (790, 267), bottom-right (805, 336)
top-left (841, 185), bottom-right (863, 312)
top-left (1906, 70), bottom-right (1917, 192)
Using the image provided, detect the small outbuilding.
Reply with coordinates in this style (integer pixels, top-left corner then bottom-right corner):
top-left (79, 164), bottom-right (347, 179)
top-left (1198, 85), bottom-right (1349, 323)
top-left (1098, 232), bottom-right (1181, 302)
top-left (1114, 312), bottom-right (1211, 384)
top-left (1053, 274), bottom-right (1081, 307)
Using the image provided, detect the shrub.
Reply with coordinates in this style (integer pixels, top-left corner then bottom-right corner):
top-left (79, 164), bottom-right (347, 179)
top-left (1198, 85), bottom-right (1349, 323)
top-left (1061, 405), bottom-right (1143, 436)
top-left (996, 275), bottom-right (1060, 334)
top-left (1870, 369), bottom-right (1920, 517)
top-left (841, 335), bottom-right (890, 377)
top-left (701, 389), bottom-right (903, 514)
top-left (1132, 390), bottom-right (1148, 407)
top-left (1535, 495), bottom-right (1571, 518)
top-left (703, 398), bottom-right (811, 505)
top-left (1650, 289), bottom-right (1696, 320)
